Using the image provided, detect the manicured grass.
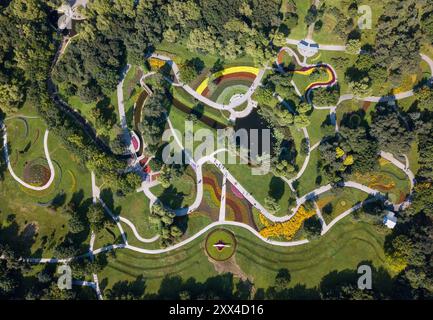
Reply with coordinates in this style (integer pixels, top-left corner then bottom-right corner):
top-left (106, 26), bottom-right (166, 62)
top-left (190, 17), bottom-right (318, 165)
top-left (115, 191), bottom-right (159, 240)
top-left (205, 228), bottom-right (236, 261)
top-left (296, 148), bottom-right (330, 197)
top-left (166, 106), bottom-right (218, 156)
top-left (170, 86), bottom-right (231, 126)
top-left (224, 162), bottom-right (294, 217)
top-left (307, 108), bottom-right (331, 146)
top-left (316, 188), bottom-right (369, 224)
top-left (123, 65), bottom-right (144, 127)
top-left (215, 85), bottom-right (249, 105)
top-left (232, 217), bottom-right (389, 289)
top-left (98, 238), bottom-right (218, 294)
top-left (0, 105), bottom-right (93, 258)
top-left (5, 116), bottom-right (47, 179)
top-left (98, 217), bottom-right (389, 294)
top-left (182, 213), bottom-right (214, 239)
top-left (288, 0), bottom-right (309, 39)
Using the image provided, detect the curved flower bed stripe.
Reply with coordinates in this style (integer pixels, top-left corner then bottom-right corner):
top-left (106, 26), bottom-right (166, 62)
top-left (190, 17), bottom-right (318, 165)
top-left (204, 73), bottom-right (255, 98)
top-left (292, 65), bottom-right (337, 97)
top-left (196, 66), bottom-right (260, 95)
top-left (304, 65), bottom-right (337, 93)
top-left (230, 184), bottom-right (244, 199)
top-left (276, 49), bottom-right (337, 98)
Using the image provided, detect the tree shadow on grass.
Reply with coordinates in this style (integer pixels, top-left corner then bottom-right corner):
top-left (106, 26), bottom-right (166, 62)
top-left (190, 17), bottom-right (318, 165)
top-left (106, 275), bottom-right (147, 300)
top-left (0, 219), bottom-right (37, 257)
top-left (100, 188), bottom-right (122, 216)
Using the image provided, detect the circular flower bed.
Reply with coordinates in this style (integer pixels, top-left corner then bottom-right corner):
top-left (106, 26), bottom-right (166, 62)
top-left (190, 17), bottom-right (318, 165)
top-left (205, 228), bottom-right (237, 261)
top-left (23, 158), bottom-right (51, 186)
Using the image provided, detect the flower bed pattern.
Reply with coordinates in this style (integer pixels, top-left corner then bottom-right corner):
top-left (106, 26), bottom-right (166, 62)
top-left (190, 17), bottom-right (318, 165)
top-left (259, 206), bottom-right (316, 240)
top-left (196, 66), bottom-right (259, 95)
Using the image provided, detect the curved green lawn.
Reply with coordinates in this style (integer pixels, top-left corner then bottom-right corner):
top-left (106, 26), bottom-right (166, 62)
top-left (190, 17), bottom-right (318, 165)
top-left (98, 216), bottom-right (389, 294)
top-left (216, 85), bottom-right (249, 105)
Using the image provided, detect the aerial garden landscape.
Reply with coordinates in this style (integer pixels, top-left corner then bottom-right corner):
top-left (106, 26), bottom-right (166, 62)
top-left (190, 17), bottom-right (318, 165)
top-left (1, 0), bottom-right (433, 301)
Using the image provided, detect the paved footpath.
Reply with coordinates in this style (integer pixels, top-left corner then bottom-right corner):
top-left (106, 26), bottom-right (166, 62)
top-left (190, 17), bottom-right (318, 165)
top-left (2, 125), bottom-right (55, 191)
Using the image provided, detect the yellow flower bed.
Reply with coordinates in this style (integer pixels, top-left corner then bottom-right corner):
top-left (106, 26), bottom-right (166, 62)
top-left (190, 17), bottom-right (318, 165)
top-left (259, 206), bottom-right (316, 240)
top-left (195, 66), bottom-right (260, 94)
top-left (148, 58), bottom-right (166, 70)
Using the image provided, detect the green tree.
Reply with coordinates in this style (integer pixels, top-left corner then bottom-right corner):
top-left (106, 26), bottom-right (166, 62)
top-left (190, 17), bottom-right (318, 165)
top-left (346, 39), bottom-right (361, 55)
top-left (414, 84), bottom-right (433, 111)
top-left (303, 216), bottom-right (322, 239)
top-left (294, 114), bottom-right (310, 128)
top-left (87, 202), bottom-right (111, 232)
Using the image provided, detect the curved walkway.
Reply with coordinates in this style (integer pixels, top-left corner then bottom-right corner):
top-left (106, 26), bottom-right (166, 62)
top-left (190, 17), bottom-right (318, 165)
top-left (27, 36), bottom-right (430, 268)
top-left (2, 125), bottom-right (55, 191)
top-left (118, 216), bottom-right (160, 243)
top-left (150, 53), bottom-right (266, 113)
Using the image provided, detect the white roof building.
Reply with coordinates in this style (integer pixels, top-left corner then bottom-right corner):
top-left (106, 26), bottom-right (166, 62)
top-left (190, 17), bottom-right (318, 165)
top-left (383, 211), bottom-right (397, 229)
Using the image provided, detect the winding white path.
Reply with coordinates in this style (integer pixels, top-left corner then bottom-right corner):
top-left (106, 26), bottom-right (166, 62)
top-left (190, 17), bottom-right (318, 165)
top-left (123, 221), bottom-right (309, 254)
top-left (119, 216), bottom-right (160, 243)
top-left (22, 34), bottom-right (430, 268)
top-left (2, 125), bottom-right (55, 191)
top-left (150, 53), bottom-right (266, 114)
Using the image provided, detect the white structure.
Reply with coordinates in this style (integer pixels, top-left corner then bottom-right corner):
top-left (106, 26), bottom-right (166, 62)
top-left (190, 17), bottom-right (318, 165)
top-left (383, 211), bottom-right (397, 229)
top-left (297, 39), bottom-right (319, 58)
top-left (57, 0), bottom-right (87, 30)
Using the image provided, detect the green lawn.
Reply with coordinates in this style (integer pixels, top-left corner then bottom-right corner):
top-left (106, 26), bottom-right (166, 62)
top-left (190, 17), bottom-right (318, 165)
top-left (166, 106), bottom-right (219, 157)
top-left (5, 116), bottom-right (47, 179)
top-left (115, 191), bottom-right (158, 240)
top-left (233, 217), bottom-right (389, 289)
top-left (123, 65), bottom-right (144, 127)
top-left (0, 105), bottom-right (93, 258)
top-left (216, 85), bottom-right (249, 105)
top-left (224, 162), bottom-right (295, 217)
top-left (98, 217), bottom-right (390, 295)
top-left (317, 188), bottom-right (369, 224)
top-left (98, 238), bottom-right (218, 295)
top-left (296, 148), bottom-right (324, 196)
top-left (288, 0), bottom-right (309, 39)
top-left (307, 108), bottom-right (331, 146)
top-left (170, 86), bottom-right (230, 126)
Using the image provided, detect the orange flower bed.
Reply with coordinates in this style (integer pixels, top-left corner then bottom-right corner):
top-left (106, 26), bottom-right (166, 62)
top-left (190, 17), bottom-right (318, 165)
top-left (259, 206), bottom-right (316, 240)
